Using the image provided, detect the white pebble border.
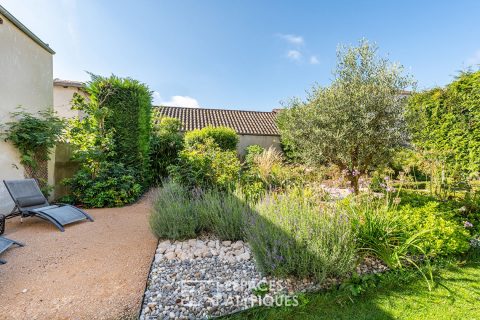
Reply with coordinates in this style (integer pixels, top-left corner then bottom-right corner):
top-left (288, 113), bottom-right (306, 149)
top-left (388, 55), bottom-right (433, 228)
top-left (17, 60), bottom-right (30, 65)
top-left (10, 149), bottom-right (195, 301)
top-left (140, 236), bottom-right (388, 320)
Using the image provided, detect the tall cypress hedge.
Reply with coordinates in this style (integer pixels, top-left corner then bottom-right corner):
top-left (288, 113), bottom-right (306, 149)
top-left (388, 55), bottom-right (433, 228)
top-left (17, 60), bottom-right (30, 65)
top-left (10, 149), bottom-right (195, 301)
top-left (406, 70), bottom-right (480, 178)
top-left (93, 75), bottom-right (153, 186)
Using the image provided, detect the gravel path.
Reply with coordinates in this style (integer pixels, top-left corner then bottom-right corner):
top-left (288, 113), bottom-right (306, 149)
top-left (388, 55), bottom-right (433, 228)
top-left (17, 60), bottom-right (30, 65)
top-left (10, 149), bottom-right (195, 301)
top-left (141, 237), bottom-right (388, 319)
top-left (0, 195), bottom-right (157, 320)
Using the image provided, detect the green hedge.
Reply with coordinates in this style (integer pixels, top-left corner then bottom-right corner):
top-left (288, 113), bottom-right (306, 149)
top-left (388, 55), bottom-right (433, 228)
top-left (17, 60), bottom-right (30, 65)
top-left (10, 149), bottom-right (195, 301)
top-left (184, 126), bottom-right (238, 151)
top-left (406, 70), bottom-right (480, 178)
top-left (92, 75), bottom-right (152, 186)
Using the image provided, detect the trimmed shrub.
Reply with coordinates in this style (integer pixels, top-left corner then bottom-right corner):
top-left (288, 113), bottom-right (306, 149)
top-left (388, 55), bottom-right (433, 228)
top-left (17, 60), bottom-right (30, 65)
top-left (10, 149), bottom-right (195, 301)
top-left (149, 181), bottom-right (197, 239)
top-left (91, 75), bottom-right (153, 186)
top-left (197, 189), bottom-right (251, 241)
top-left (169, 138), bottom-right (241, 191)
top-left (184, 126), bottom-right (238, 151)
top-left (150, 117), bottom-right (184, 185)
top-left (63, 162), bottom-right (142, 208)
top-left (246, 189), bottom-right (356, 282)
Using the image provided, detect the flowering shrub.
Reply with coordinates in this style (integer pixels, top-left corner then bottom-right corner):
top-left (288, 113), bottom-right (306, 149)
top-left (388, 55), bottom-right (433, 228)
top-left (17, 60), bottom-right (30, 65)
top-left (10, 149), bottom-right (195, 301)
top-left (246, 189), bottom-right (356, 282)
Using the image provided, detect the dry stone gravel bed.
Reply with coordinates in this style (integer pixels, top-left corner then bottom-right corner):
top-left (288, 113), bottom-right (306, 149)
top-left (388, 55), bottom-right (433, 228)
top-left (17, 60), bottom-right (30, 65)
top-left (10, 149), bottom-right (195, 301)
top-left (140, 236), bottom-right (388, 319)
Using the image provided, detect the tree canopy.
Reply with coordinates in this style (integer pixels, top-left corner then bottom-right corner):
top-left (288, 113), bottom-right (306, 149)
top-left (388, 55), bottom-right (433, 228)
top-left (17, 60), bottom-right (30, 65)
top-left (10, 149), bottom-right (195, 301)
top-left (278, 40), bottom-right (413, 193)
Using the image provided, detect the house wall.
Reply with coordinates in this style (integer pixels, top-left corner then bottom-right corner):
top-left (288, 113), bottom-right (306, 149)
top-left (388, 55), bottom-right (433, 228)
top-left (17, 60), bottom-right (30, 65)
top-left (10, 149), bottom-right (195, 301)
top-left (237, 134), bottom-right (282, 156)
top-left (0, 12), bottom-right (53, 214)
top-left (53, 85), bottom-right (86, 119)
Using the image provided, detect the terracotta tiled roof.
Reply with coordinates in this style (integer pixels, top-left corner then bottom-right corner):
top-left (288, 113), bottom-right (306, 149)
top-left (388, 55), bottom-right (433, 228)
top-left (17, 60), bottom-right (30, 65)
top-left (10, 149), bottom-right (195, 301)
top-left (155, 106), bottom-right (280, 136)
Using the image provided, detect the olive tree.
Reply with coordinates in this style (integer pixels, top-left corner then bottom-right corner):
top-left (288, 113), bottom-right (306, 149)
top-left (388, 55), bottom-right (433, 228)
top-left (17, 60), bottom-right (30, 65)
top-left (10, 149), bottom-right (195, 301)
top-left (278, 40), bottom-right (413, 193)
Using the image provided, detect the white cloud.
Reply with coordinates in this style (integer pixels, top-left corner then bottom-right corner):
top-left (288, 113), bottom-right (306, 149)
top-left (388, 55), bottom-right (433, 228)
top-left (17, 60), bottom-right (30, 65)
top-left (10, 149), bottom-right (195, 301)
top-left (287, 50), bottom-right (302, 61)
top-left (153, 91), bottom-right (199, 108)
top-left (309, 55), bottom-right (319, 64)
top-left (467, 50), bottom-right (480, 66)
top-left (278, 33), bottom-right (304, 45)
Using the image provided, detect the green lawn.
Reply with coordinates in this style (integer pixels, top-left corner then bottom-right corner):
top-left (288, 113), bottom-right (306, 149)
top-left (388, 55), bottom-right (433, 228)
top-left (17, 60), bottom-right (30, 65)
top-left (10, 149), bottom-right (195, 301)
top-left (221, 260), bottom-right (480, 320)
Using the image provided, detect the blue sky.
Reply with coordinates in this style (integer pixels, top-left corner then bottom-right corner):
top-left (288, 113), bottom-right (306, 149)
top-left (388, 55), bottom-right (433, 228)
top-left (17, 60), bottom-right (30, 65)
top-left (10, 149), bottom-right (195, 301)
top-left (2, 0), bottom-right (480, 111)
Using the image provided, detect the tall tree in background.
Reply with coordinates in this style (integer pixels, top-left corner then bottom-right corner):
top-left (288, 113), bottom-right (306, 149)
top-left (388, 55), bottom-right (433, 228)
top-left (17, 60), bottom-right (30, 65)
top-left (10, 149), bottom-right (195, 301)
top-left (278, 40), bottom-right (414, 193)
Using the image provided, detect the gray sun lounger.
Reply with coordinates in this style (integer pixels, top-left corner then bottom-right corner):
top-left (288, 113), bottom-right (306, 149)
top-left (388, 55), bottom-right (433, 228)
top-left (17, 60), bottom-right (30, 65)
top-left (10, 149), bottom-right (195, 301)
top-left (3, 179), bottom-right (94, 232)
top-left (0, 236), bottom-right (24, 264)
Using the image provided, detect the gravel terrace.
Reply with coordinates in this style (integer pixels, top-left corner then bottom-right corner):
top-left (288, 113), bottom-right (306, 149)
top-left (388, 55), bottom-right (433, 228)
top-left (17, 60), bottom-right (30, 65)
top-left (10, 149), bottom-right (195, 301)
top-left (0, 194), bottom-right (157, 320)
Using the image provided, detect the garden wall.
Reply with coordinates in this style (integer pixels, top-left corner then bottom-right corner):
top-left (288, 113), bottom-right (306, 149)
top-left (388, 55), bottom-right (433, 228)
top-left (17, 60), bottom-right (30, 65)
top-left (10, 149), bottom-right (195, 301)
top-left (237, 134), bottom-right (281, 156)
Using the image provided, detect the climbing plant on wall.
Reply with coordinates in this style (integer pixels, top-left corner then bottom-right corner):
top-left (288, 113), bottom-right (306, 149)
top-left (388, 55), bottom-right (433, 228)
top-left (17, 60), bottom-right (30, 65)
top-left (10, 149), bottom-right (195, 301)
top-left (3, 109), bottom-right (65, 194)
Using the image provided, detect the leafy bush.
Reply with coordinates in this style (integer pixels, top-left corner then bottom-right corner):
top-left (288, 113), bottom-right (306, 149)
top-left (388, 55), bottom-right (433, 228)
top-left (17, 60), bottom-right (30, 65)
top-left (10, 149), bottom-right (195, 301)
top-left (246, 189), bottom-right (356, 282)
top-left (184, 126), bottom-right (238, 151)
top-left (244, 144), bottom-right (264, 165)
top-left (396, 202), bottom-right (471, 256)
top-left (150, 117), bottom-right (183, 185)
top-left (196, 189), bottom-right (251, 241)
top-left (343, 193), bottom-right (471, 266)
top-left (169, 138), bottom-right (241, 190)
top-left (63, 162), bottom-right (142, 208)
top-left (149, 181), bottom-right (198, 239)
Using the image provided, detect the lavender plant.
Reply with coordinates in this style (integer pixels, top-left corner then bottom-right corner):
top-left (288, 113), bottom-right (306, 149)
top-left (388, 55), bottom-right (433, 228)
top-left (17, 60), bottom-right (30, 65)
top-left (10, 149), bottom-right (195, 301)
top-left (246, 189), bottom-right (356, 283)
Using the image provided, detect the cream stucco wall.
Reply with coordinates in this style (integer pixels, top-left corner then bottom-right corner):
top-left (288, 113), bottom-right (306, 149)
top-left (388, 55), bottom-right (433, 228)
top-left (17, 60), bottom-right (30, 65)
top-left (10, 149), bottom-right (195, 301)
top-left (0, 13), bottom-right (53, 214)
top-left (53, 85), bottom-right (86, 119)
top-left (237, 134), bottom-right (282, 156)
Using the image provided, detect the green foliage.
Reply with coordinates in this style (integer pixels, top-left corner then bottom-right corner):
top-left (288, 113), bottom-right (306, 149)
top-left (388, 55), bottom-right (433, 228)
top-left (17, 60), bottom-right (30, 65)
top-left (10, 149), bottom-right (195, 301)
top-left (277, 39), bottom-right (414, 193)
top-left (149, 181), bottom-right (198, 239)
top-left (3, 109), bottom-right (65, 169)
top-left (244, 144), bottom-right (265, 165)
top-left (90, 74), bottom-right (153, 186)
top-left (240, 147), bottom-right (308, 203)
top-left (66, 92), bottom-right (114, 173)
top-left (149, 116), bottom-right (183, 185)
top-left (396, 202), bottom-right (471, 256)
top-left (65, 74), bottom-right (152, 207)
top-left (169, 138), bottom-right (241, 191)
top-left (405, 70), bottom-right (480, 193)
top-left (63, 162), bottom-right (142, 208)
top-left (344, 192), bottom-right (471, 266)
top-left (184, 126), bottom-right (238, 151)
top-left (246, 189), bottom-right (357, 282)
top-left (149, 182), bottom-right (249, 241)
top-left (196, 188), bottom-right (251, 241)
